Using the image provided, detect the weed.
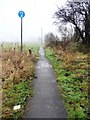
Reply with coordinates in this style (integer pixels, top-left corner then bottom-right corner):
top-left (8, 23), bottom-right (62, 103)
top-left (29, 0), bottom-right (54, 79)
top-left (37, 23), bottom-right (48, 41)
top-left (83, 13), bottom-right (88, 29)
top-left (45, 48), bottom-right (88, 119)
top-left (2, 44), bottom-right (38, 118)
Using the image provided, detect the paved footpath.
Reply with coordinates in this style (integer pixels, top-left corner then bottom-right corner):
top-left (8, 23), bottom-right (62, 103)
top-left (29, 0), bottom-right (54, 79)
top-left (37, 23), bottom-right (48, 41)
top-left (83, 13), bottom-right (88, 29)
top-left (23, 47), bottom-right (67, 118)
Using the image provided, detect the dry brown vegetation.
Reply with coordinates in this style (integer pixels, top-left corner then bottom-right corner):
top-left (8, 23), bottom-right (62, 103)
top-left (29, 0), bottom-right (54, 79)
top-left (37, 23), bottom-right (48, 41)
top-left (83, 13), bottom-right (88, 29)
top-left (1, 48), bottom-right (38, 118)
top-left (45, 41), bottom-right (89, 118)
top-left (2, 50), bottom-right (36, 85)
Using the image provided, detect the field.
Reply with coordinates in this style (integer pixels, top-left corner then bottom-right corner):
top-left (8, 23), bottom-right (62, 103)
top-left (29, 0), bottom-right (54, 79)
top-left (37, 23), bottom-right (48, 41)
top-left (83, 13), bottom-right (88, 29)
top-left (1, 42), bottom-right (39, 118)
top-left (45, 47), bottom-right (89, 119)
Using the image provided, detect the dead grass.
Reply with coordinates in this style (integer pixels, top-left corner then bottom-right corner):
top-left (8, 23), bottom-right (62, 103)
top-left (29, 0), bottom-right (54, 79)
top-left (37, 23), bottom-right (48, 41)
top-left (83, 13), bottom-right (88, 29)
top-left (1, 49), bottom-right (37, 118)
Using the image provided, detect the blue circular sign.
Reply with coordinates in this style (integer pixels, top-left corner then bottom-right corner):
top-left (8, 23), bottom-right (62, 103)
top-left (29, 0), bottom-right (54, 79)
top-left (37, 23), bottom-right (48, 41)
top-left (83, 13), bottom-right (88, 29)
top-left (18, 11), bottom-right (25, 18)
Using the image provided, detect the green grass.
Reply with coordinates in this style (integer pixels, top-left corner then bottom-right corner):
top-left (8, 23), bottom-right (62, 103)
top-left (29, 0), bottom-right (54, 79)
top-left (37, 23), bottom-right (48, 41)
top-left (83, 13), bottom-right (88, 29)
top-left (1, 42), bottom-right (40, 55)
top-left (0, 42), bottom-right (16, 50)
top-left (3, 80), bottom-right (33, 118)
top-left (23, 42), bottom-right (40, 54)
top-left (45, 48), bottom-right (88, 119)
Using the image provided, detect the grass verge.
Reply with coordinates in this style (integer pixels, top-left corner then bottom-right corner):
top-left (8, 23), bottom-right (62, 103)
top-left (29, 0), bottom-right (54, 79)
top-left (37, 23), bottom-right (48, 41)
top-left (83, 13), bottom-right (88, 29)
top-left (3, 80), bottom-right (33, 118)
top-left (45, 47), bottom-right (88, 119)
top-left (1, 43), bottom-right (39, 118)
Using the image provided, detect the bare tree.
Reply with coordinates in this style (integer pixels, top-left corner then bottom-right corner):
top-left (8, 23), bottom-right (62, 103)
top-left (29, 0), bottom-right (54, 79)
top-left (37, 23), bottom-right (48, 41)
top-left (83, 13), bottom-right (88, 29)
top-left (44, 33), bottom-right (59, 46)
top-left (54, 0), bottom-right (90, 44)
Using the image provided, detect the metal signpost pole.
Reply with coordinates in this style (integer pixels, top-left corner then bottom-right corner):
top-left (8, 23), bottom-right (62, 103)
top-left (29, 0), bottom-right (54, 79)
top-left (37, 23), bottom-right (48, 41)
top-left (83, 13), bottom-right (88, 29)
top-left (21, 18), bottom-right (23, 52)
top-left (41, 27), bottom-right (43, 45)
top-left (18, 11), bottom-right (25, 52)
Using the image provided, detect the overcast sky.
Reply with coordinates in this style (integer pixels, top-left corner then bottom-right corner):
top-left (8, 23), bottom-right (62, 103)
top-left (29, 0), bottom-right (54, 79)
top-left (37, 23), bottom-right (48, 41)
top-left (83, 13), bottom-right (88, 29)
top-left (0, 0), bottom-right (67, 43)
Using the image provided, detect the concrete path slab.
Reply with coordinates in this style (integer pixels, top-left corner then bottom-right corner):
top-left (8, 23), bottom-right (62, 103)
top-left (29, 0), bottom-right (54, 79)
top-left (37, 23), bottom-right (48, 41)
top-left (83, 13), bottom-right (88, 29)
top-left (23, 47), bottom-right (67, 118)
